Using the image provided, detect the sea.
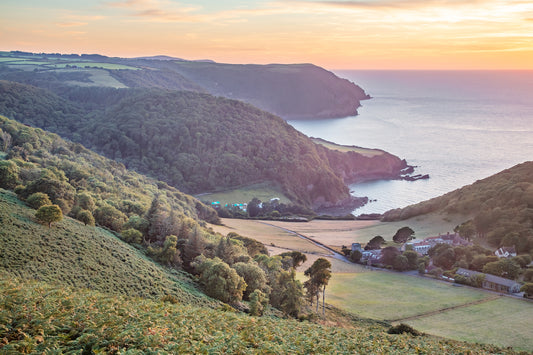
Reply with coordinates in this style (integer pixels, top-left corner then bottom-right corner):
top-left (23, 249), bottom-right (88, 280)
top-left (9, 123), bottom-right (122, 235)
top-left (287, 70), bottom-right (533, 215)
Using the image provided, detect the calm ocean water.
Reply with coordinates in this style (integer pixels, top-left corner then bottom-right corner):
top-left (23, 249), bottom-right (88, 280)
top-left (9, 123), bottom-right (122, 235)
top-left (288, 70), bottom-right (533, 215)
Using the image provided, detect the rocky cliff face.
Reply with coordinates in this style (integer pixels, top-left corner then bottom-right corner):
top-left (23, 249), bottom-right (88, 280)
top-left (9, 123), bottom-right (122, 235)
top-left (319, 147), bottom-right (408, 184)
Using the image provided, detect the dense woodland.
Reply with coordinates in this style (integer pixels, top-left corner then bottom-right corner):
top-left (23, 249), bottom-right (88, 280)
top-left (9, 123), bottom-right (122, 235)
top-left (0, 79), bottom-right (404, 209)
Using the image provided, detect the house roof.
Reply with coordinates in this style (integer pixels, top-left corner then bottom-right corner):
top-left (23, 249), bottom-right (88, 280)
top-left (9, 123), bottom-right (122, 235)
top-left (456, 268), bottom-right (520, 288)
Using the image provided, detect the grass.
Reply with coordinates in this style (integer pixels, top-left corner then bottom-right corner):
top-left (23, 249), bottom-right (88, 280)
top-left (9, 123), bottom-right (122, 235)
top-left (405, 297), bottom-right (533, 352)
top-left (326, 272), bottom-right (491, 321)
top-left (0, 189), bottom-right (216, 307)
top-left (0, 275), bottom-right (519, 354)
top-left (311, 138), bottom-right (384, 157)
top-left (265, 219), bottom-right (380, 248)
top-left (211, 218), bottom-right (326, 254)
top-left (198, 181), bottom-right (291, 206)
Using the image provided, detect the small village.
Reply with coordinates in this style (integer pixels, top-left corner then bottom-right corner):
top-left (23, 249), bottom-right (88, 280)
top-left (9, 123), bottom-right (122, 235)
top-left (351, 232), bottom-right (527, 296)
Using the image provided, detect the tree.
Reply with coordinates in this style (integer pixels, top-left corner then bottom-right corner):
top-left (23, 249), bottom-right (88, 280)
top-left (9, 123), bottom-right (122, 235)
top-left (249, 289), bottom-right (269, 316)
top-left (279, 251), bottom-right (307, 270)
top-left (26, 192), bottom-right (51, 209)
top-left (122, 228), bottom-right (143, 244)
top-left (393, 255), bottom-right (410, 271)
top-left (232, 262), bottom-right (270, 300)
top-left (380, 246), bottom-right (400, 266)
top-left (272, 269), bottom-right (304, 317)
top-left (94, 205), bottom-right (127, 232)
top-left (193, 256), bottom-right (247, 304)
top-left (246, 197), bottom-right (262, 218)
top-left (0, 160), bottom-right (19, 189)
top-left (35, 204), bottom-right (63, 227)
top-left (304, 258), bottom-right (332, 315)
top-left (76, 192), bottom-right (96, 212)
top-left (76, 209), bottom-right (95, 226)
top-left (365, 235), bottom-right (385, 250)
top-left (483, 259), bottom-right (520, 280)
top-left (454, 220), bottom-right (476, 241)
top-left (181, 226), bottom-right (206, 272)
top-left (393, 227), bottom-right (415, 244)
top-left (521, 283), bottom-right (533, 298)
top-left (402, 250), bottom-right (419, 270)
top-left (350, 249), bottom-right (362, 263)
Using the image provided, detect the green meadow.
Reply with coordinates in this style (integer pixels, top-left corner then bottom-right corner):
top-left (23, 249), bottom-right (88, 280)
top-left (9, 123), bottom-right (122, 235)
top-left (405, 297), bottom-right (533, 352)
top-left (326, 271), bottom-right (533, 352)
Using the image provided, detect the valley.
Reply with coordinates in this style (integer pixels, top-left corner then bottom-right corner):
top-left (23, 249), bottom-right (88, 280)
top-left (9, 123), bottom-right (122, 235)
top-left (0, 50), bottom-right (532, 353)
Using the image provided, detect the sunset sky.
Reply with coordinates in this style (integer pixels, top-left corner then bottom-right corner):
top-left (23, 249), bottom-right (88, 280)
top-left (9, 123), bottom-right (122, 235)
top-left (2, 0), bottom-right (533, 69)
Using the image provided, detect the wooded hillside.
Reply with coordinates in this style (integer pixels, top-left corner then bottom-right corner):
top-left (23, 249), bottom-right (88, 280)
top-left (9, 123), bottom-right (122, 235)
top-left (383, 161), bottom-right (533, 254)
top-left (0, 80), bottom-right (406, 209)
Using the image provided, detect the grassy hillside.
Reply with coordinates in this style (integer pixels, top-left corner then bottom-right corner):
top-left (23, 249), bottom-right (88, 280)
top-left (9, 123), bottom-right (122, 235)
top-left (0, 189), bottom-right (215, 306)
top-left (383, 161), bottom-right (533, 253)
top-left (0, 81), bottom-right (407, 210)
top-left (1, 274), bottom-right (520, 354)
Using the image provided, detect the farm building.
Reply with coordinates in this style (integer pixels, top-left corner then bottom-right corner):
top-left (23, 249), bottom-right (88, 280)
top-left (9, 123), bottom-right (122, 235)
top-left (455, 268), bottom-right (522, 294)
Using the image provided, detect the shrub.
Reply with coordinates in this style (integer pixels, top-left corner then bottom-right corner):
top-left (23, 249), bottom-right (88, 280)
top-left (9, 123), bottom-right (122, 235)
top-left (122, 228), bottom-right (143, 244)
top-left (388, 323), bottom-right (421, 336)
top-left (76, 209), bottom-right (95, 226)
top-left (26, 192), bottom-right (52, 209)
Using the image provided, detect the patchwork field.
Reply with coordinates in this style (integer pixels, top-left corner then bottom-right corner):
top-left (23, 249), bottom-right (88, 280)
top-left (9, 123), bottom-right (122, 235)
top-left (405, 296), bottom-right (533, 352)
top-left (326, 272), bottom-right (533, 352)
top-left (214, 217), bottom-right (533, 352)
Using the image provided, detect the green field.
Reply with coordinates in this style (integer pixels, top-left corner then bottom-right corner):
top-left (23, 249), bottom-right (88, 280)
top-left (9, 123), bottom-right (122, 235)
top-left (405, 297), bottom-right (533, 352)
top-left (198, 182), bottom-right (291, 206)
top-left (311, 138), bottom-right (384, 157)
top-left (327, 272), bottom-right (490, 320)
top-left (326, 271), bottom-right (533, 352)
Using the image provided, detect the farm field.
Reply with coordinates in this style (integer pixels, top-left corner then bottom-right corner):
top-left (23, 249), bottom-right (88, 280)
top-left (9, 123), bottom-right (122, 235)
top-left (265, 212), bottom-right (465, 248)
top-left (325, 272), bottom-right (533, 352)
top-left (326, 272), bottom-right (491, 321)
top-left (405, 297), bottom-right (533, 352)
top-left (210, 218), bottom-right (327, 255)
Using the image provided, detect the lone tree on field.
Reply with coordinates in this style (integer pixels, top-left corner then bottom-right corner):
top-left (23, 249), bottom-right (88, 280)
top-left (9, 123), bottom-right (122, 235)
top-left (35, 204), bottom-right (63, 228)
top-left (393, 226), bottom-right (415, 244)
top-left (304, 257), bottom-right (332, 316)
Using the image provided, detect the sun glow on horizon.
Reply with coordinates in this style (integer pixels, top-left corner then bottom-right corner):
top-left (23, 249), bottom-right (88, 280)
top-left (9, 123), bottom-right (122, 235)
top-left (1, 0), bottom-right (532, 70)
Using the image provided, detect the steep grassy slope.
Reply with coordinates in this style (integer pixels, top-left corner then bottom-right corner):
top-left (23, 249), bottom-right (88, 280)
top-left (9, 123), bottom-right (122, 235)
top-left (0, 81), bottom-right (407, 209)
top-left (0, 189), bottom-right (216, 306)
top-left (1, 274), bottom-right (519, 354)
top-left (383, 161), bottom-right (533, 253)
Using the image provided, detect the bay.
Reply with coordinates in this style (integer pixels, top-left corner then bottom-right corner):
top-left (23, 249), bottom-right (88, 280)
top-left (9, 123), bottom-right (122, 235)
top-left (288, 70), bottom-right (533, 215)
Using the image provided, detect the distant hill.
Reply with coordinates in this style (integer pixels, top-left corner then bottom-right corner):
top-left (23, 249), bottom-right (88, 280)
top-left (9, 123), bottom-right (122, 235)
top-left (0, 51), bottom-right (369, 119)
top-left (383, 161), bottom-right (533, 254)
top-left (136, 61), bottom-right (370, 119)
top-left (0, 81), bottom-right (406, 210)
